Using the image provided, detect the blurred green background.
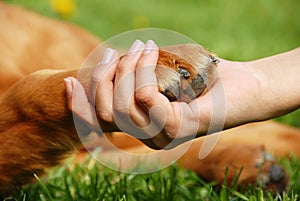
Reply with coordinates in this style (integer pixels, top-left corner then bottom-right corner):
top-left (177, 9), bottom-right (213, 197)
top-left (5, 0), bottom-right (300, 127)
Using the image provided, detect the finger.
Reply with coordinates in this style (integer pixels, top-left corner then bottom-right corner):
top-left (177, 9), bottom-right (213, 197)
top-left (114, 39), bottom-right (145, 91)
top-left (134, 40), bottom-right (176, 126)
top-left (129, 40), bottom-right (169, 137)
top-left (91, 48), bottom-right (119, 125)
top-left (113, 40), bottom-right (144, 115)
top-left (64, 77), bottom-right (99, 130)
top-left (136, 40), bottom-right (159, 85)
top-left (133, 41), bottom-right (199, 144)
top-left (113, 40), bottom-right (149, 136)
top-left (91, 48), bottom-right (119, 100)
top-left (135, 40), bottom-right (160, 110)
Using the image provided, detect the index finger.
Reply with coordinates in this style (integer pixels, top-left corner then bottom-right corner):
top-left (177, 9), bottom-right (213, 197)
top-left (135, 40), bottom-right (161, 110)
top-left (135, 41), bottom-right (201, 140)
top-left (134, 40), bottom-right (181, 135)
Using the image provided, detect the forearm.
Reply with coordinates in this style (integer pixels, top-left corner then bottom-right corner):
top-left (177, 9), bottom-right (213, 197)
top-left (193, 47), bottom-right (300, 137)
top-left (253, 47), bottom-right (300, 119)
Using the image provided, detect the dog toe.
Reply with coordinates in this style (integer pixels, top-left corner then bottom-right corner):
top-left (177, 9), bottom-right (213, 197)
top-left (269, 164), bottom-right (286, 183)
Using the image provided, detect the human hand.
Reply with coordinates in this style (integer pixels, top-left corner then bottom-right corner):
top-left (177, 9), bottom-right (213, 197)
top-left (110, 40), bottom-right (204, 149)
top-left (65, 40), bottom-right (300, 149)
top-left (64, 40), bottom-right (203, 148)
top-left (108, 42), bottom-right (270, 149)
top-left (63, 40), bottom-right (258, 149)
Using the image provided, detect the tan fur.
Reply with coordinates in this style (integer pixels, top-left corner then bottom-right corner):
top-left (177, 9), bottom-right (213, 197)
top-left (0, 2), bottom-right (299, 195)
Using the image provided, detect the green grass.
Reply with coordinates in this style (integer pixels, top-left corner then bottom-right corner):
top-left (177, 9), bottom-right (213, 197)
top-left (6, 0), bottom-right (300, 60)
top-left (4, 0), bottom-right (300, 200)
top-left (13, 155), bottom-right (300, 201)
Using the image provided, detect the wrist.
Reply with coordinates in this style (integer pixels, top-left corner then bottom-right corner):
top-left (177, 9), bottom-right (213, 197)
top-left (195, 60), bottom-right (266, 135)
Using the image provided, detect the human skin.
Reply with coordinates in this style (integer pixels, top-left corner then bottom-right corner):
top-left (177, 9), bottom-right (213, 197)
top-left (65, 40), bottom-right (300, 149)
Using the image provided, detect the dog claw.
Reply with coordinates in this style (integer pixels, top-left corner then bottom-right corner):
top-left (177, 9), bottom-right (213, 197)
top-left (209, 54), bottom-right (220, 64)
top-left (178, 67), bottom-right (190, 79)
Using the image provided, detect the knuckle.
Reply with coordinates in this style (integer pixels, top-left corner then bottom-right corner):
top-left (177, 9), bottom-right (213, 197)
top-left (91, 75), bottom-right (100, 87)
top-left (91, 74), bottom-right (106, 92)
top-left (92, 75), bottom-right (105, 88)
top-left (117, 58), bottom-right (135, 73)
top-left (135, 87), bottom-right (153, 100)
top-left (135, 89), bottom-right (153, 107)
top-left (166, 131), bottom-right (176, 139)
top-left (162, 129), bottom-right (177, 142)
top-left (113, 102), bottom-right (130, 115)
top-left (117, 59), bottom-right (126, 71)
top-left (96, 110), bottom-right (114, 124)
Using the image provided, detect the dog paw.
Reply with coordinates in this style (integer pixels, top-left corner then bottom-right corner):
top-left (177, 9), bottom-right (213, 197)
top-left (156, 44), bottom-right (219, 102)
top-left (182, 143), bottom-right (288, 193)
top-left (255, 152), bottom-right (287, 194)
top-left (218, 146), bottom-right (288, 193)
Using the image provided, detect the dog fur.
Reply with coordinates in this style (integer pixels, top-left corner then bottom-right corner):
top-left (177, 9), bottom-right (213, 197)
top-left (1, 2), bottom-right (300, 196)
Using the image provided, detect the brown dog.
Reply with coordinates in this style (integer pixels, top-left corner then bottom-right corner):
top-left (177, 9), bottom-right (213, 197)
top-left (1, 2), bottom-right (299, 196)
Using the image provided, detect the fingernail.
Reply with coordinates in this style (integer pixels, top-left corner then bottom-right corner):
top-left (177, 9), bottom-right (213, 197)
top-left (100, 48), bottom-right (114, 64)
top-left (64, 78), bottom-right (73, 97)
top-left (128, 40), bottom-right (145, 54)
top-left (144, 40), bottom-right (156, 54)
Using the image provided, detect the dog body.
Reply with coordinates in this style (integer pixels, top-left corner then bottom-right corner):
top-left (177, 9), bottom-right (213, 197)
top-left (1, 2), bottom-right (300, 195)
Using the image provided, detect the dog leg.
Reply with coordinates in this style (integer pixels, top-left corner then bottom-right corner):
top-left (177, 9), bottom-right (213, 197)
top-left (0, 43), bottom-right (216, 194)
top-left (0, 70), bottom-right (81, 193)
